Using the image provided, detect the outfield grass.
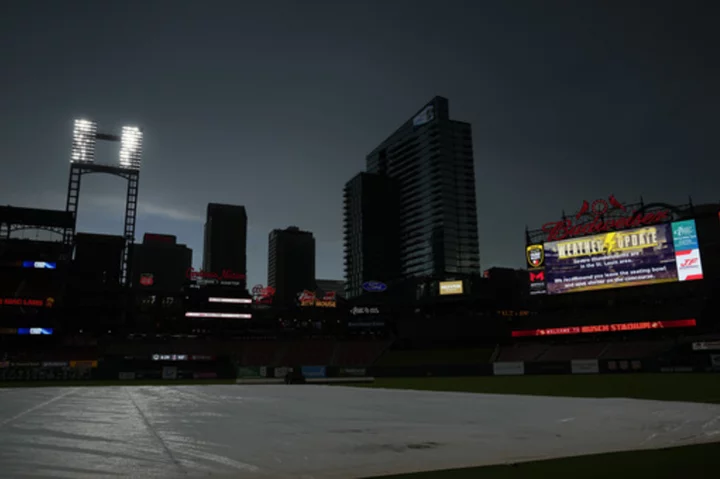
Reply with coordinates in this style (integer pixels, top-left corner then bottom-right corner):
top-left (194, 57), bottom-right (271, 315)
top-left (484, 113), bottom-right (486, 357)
top-left (357, 374), bottom-right (720, 404)
top-left (369, 441), bottom-right (720, 478)
top-left (358, 374), bottom-right (720, 478)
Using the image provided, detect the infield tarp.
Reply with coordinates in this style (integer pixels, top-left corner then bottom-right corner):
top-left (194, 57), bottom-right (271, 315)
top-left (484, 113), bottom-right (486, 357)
top-left (0, 385), bottom-right (719, 478)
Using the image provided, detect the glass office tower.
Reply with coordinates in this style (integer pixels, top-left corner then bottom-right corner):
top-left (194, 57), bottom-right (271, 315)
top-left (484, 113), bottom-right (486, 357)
top-left (343, 172), bottom-right (401, 298)
top-left (366, 96), bottom-right (480, 279)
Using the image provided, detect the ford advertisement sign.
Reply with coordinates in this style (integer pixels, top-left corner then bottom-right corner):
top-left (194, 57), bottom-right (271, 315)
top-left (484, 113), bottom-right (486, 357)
top-left (301, 366), bottom-right (327, 378)
top-left (362, 281), bottom-right (387, 293)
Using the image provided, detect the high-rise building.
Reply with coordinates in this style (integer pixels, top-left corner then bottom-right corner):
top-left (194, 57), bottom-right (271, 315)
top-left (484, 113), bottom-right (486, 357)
top-left (203, 203), bottom-right (247, 290)
top-left (343, 172), bottom-right (401, 298)
top-left (131, 233), bottom-right (192, 292)
top-left (366, 96), bottom-right (480, 280)
top-left (268, 226), bottom-right (315, 305)
top-left (72, 233), bottom-right (126, 287)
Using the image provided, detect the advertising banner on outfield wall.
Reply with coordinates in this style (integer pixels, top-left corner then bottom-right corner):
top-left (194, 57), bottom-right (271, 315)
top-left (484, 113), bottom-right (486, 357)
top-left (0, 366), bottom-right (92, 381)
top-left (571, 359), bottom-right (600, 374)
top-left (493, 362), bottom-right (525, 376)
top-left (301, 366), bottom-right (327, 378)
top-left (340, 368), bottom-right (367, 377)
top-left (237, 366), bottom-right (264, 378)
top-left (693, 341), bottom-right (720, 351)
top-left (274, 367), bottom-right (291, 378)
top-left (711, 355), bottom-right (720, 371)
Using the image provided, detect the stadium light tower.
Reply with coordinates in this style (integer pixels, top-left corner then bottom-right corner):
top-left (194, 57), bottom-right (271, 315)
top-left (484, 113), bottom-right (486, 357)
top-left (65, 118), bottom-right (144, 286)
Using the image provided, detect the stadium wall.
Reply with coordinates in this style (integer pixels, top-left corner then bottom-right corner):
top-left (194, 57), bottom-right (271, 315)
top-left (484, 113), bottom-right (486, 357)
top-left (2, 355), bottom-right (719, 384)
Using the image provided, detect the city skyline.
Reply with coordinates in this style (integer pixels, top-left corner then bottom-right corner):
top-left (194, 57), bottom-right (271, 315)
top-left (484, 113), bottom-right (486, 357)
top-left (1, 1), bottom-right (716, 288)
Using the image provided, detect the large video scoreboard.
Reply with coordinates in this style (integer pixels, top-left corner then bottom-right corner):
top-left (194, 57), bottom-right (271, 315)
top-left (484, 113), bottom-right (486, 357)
top-left (527, 199), bottom-right (704, 296)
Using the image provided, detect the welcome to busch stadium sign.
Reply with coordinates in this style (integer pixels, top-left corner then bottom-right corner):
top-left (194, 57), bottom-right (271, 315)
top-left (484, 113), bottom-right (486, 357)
top-left (541, 195), bottom-right (673, 242)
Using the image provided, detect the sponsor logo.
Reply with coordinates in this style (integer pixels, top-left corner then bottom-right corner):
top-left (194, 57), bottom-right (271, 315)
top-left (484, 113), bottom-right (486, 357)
top-left (413, 105), bottom-right (435, 127)
top-left (439, 281), bottom-right (463, 295)
top-left (541, 195), bottom-right (671, 242)
top-left (674, 225), bottom-right (694, 236)
top-left (22, 261), bottom-right (56, 269)
top-left (350, 306), bottom-right (380, 315)
top-left (348, 321), bottom-right (384, 327)
top-left (251, 284), bottom-right (276, 304)
top-left (1, 298), bottom-right (54, 308)
top-left (298, 290), bottom-right (336, 307)
top-left (186, 268), bottom-right (245, 281)
top-left (692, 341), bottom-right (720, 351)
top-left (680, 258), bottom-right (699, 269)
top-left (362, 281), bottom-right (387, 292)
top-left (139, 273), bottom-right (154, 286)
top-left (526, 244), bottom-right (544, 268)
top-left (298, 290), bottom-right (315, 302)
top-left (529, 271), bottom-right (545, 282)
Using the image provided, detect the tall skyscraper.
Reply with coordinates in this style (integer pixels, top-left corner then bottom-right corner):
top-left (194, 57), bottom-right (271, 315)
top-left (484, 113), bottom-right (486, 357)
top-left (365, 96), bottom-right (480, 279)
top-left (72, 233), bottom-right (125, 286)
top-left (268, 226), bottom-right (315, 305)
top-left (203, 203), bottom-right (247, 290)
top-left (343, 172), bottom-right (401, 298)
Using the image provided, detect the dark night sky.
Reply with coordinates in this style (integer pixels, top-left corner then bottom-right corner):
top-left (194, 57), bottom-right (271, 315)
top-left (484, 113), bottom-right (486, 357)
top-left (1, 1), bottom-right (717, 287)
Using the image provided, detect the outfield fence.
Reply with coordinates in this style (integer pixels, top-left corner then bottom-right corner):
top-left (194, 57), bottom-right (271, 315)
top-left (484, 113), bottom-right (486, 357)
top-left (1, 353), bottom-right (718, 383)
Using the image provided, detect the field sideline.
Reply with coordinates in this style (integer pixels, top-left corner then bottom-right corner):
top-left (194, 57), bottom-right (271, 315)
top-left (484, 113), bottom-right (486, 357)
top-left (354, 374), bottom-right (720, 478)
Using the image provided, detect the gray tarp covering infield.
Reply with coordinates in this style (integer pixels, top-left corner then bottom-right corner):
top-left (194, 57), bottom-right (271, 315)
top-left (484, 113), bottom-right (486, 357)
top-left (0, 385), bottom-right (719, 478)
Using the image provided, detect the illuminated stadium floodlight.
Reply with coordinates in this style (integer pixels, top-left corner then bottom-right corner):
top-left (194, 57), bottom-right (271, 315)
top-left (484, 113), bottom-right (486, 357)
top-left (120, 126), bottom-right (143, 170)
top-left (208, 297), bottom-right (253, 304)
top-left (185, 312), bottom-right (252, 319)
top-left (71, 119), bottom-right (97, 163)
top-left (65, 118), bottom-right (144, 285)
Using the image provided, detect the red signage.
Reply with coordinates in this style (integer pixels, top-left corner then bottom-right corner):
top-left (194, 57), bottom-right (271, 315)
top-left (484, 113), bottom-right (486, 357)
top-left (512, 319), bottom-right (696, 337)
top-left (298, 290), bottom-right (336, 307)
top-left (139, 273), bottom-right (154, 286)
top-left (529, 271), bottom-right (545, 282)
top-left (1, 297), bottom-right (54, 308)
top-left (298, 290), bottom-right (315, 302)
top-left (186, 268), bottom-right (246, 281)
top-left (251, 284), bottom-right (275, 296)
top-left (680, 258), bottom-right (699, 268)
top-left (251, 284), bottom-right (276, 304)
top-left (542, 195), bottom-right (671, 242)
